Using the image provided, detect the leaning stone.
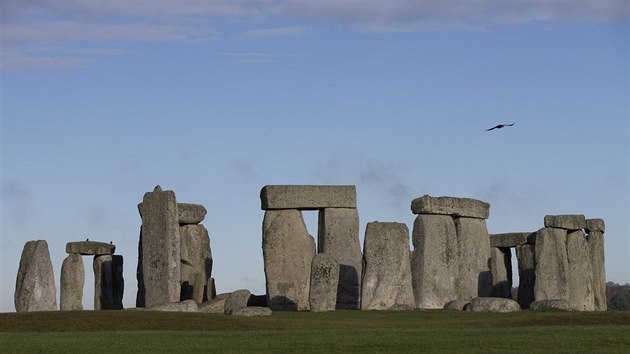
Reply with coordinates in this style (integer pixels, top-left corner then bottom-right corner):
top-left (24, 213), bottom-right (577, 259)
top-left (534, 228), bottom-right (569, 302)
top-left (410, 195), bottom-right (490, 219)
top-left (411, 214), bottom-right (458, 309)
top-left (490, 247), bottom-right (512, 298)
top-left (148, 299), bottom-right (198, 312)
top-left (489, 232), bottom-right (536, 248)
top-left (444, 299), bottom-right (470, 310)
top-left (309, 254), bottom-right (340, 312)
top-left (465, 297), bottom-right (521, 312)
top-left (260, 185), bottom-right (357, 210)
top-left (566, 230), bottom-right (594, 311)
top-left (585, 219), bottom-right (605, 233)
top-left (199, 294), bottom-right (229, 314)
top-left (317, 208), bottom-right (362, 309)
top-left (543, 215), bottom-right (586, 230)
top-left (516, 244), bottom-right (536, 309)
top-left (60, 254), bottom-right (84, 311)
top-left (15, 240), bottom-right (58, 312)
top-left (180, 224), bottom-right (212, 303)
top-left (530, 299), bottom-right (572, 311)
top-left (66, 241), bottom-right (115, 256)
top-left (587, 229), bottom-right (607, 311)
top-left (138, 187), bottom-right (181, 308)
top-left (231, 307), bottom-right (272, 317)
top-left (94, 255), bottom-right (114, 310)
top-left (361, 222), bottom-right (415, 310)
top-left (178, 203), bottom-right (207, 224)
top-left (455, 217), bottom-right (492, 299)
top-left (224, 289), bottom-right (251, 315)
top-left (263, 209), bottom-right (315, 311)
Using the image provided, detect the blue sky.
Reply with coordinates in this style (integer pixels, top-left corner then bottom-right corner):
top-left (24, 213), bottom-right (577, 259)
top-left (1, 0), bottom-right (628, 312)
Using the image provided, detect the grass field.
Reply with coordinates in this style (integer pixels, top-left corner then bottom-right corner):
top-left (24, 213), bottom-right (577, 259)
top-left (1, 309), bottom-right (629, 353)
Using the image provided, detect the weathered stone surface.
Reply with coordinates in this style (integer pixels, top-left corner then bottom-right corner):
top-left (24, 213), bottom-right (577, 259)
top-left (94, 255), bottom-right (113, 310)
top-left (260, 185), bottom-right (357, 210)
top-left (490, 247), bottom-right (512, 298)
top-left (443, 299), bottom-right (470, 310)
top-left (530, 299), bottom-right (571, 311)
top-left (178, 203), bottom-right (207, 224)
top-left (411, 195), bottom-right (490, 219)
top-left (543, 214), bottom-right (586, 230)
top-left (361, 222), bottom-right (415, 310)
top-left (566, 230), bottom-right (594, 311)
top-left (585, 218), bottom-right (605, 233)
top-left (198, 294), bottom-right (228, 313)
top-left (455, 217), bottom-right (492, 299)
top-left (309, 254), bottom-right (340, 312)
top-left (66, 241), bottom-right (115, 256)
top-left (263, 210), bottom-right (315, 310)
top-left (534, 228), bottom-right (569, 302)
top-left (465, 297), bottom-right (521, 313)
top-left (516, 244), bottom-right (536, 309)
top-left (148, 299), bottom-right (198, 312)
top-left (587, 230), bottom-right (607, 311)
top-left (112, 255), bottom-right (124, 310)
top-left (224, 289), bottom-right (251, 315)
top-left (138, 187), bottom-right (181, 308)
top-left (411, 214), bottom-right (458, 309)
top-left (489, 232), bottom-right (535, 248)
top-left (231, 307), bottom-right (273, 317)
top-left (15, 240), bottom-right (58, 312)
top-left (180, 224), bottom-right (212, 303)
top-left (317, 208), bottom-right (362, 309)
top-left (60, 254), bottom-right (84, 311)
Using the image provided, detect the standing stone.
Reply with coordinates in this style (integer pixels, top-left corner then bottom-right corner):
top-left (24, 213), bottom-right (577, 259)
top-left (263, 209), bottom-right (315, 310)
top-left (534, 227), bottom-right (569, 302)
top-left (411, 214), bottom-right (459, 309)
top-left (15, 240), bottom-right (58, 312)
top-left (180, 224), bottom-right (212, 303)
top-left (361, 222), bottom-right (415, 310)
top-left (135, 227), bottom-right (145, 308)
top-left (587, 226), bottom-right (607, 311)
top-left (516, 243), bottom-right (536, 309)
top-left (94, 255), bottom-right (114, 310)
top-left (566, 230), bottom-right (594, 311)
top-left (309, 254), bottom-right (340, 312)
top-left (317, 208), bottom-right (362, 309)
top-left (112, 255), bottom-right (124, 310)
top-left (490, 247), bottom-right (512, 298)
top-left (60, 254), bottom-right (84, 311)
top-left (454, 217), bottom-right (492, 299)
top-left (138, 186), bottom-right (181, 308)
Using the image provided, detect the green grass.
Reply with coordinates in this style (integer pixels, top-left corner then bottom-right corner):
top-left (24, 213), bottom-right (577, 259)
top-left (1, 310), bottom-right (629, 353)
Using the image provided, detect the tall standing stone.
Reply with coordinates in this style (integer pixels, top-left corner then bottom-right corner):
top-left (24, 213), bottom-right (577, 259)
top-left (309, 254), bottom-right (340, 312)
top-left (60, 254), bottom-right (84, 311)
top-left (317, 207), bottom-right (362, 309)
top-left (534, 227), bottom-right (569, 302)
top-left (490, 247), bottom-right (512, 298)
top-left (586, 219), bottom-right (607, 311)
top-left (138, 186), bottom-right (181, 308)
top-left (263, 209), bottom-right (315, 310)
top-left (454, 217), bottom-right (492, 299)
top-left (566, 230), bottom-right (594, 311)
top-left (94, 255), bottom-right (114, 310)
top-left (15, 240), bottom-right (58, 312)
top-left (361, 222), bottom-right (415, 310)
top-left (516, 243), bottom-right (536, 309)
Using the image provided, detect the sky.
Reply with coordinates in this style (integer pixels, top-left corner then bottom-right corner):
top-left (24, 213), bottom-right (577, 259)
top-left (1, 0), bottom-right (628, 312)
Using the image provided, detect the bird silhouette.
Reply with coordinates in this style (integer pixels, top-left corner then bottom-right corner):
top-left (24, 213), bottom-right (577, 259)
top-left (486, 123), bottom-right (515, 131)
top-left (86, 238), bottom-right (89, 241)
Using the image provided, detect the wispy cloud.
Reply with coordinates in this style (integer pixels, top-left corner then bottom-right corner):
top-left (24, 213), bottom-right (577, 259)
top-left (239, 26), bottom-right (315, 39)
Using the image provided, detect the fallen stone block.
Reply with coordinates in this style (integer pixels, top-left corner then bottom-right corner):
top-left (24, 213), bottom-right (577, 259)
top-left (231, 307), bottom-right (272, 317)
top-left (543, 214), bottom-right (586, 230)
top-left (260, 185), bottom-right (357, 210)
top-left (410, 195), bottom-right (490, 219)
top-left (60, 254), bottom-right (84, 311)
top-left (443, 299), bottom-right (470, 311)
top-left (148, 299), bottom-right (199, 312)
top-left (489, 232), bottom-right (536, 248)
top-left (15, 240), bottom-right (58, 312)
top-left (199, 294), bottom-right (229, 314)
top-left (309, 254), bottom-right (339, 312)
top-left (178, 203), bottom-right (207, 224)
top-left (224, 289), bottom-right (252, 315)
top-left (530, 299), bottom-right (571, 311)
top-left (465, 297), bottom-right (521, 312)
top-left (66, 241), bottom-right (115, 255)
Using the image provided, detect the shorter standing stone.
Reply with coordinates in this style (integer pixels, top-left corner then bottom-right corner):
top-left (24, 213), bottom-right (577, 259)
top-left (455, 217), bottom-right (492, 299)
top-left (66, 241), bottom-right (115, 255)
top-left (178, 203), bottom-right (207, 224)
top-left (309, 254), bottom-right (340, 312)
top-left (535, 227), bottom-right (569, 302)
top-left (566, 230), bottom-right (594, 311)
top-left (587, 229), bottom-right (607, 311)
top-left (112, 255), bottom-right (124, 310)
top-left (15, 240), bottom-right (58, 312)
top-left (543, 215), bottom-right (586, 231)
top-left (231, 307), bottom-right (273, 317)
top-left (490, 247), bottom-right (512, 298)
top-left (516, 243), bottom-right (536, 309)
top-left (94, 255), bottom-right (114, 310)
top-left (224, 289), bottom-right (252, 315)
top-left (411, 195), bottom-right (490, 219)
top-left (60, 254), bottom-right (84, 311)
top-left (464, 297), bottom-right (521, 313)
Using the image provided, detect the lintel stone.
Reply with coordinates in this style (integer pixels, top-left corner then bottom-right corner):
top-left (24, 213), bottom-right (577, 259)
top-left (178, 203), bottom-right (207, 224)
top-left (489, 232), bottom-right (536, 248)
top-left (585, 219), bottom-right (605, 233)
top-left (543, 214), bottom-right (586, 230)
top-left (66, 241), bottom-right (115, 255)
top-left (260, 185), bottom-right (356, 210)
top-left (411, 195), bottom-right (489, 219)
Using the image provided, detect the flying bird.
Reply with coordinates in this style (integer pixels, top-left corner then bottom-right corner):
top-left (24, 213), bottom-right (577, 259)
top-left (486, 123), bottom-right (515, 131)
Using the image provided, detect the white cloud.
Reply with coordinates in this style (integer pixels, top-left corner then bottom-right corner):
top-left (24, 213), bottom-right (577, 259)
top-left (239, 26), bottom-right (315, 39)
